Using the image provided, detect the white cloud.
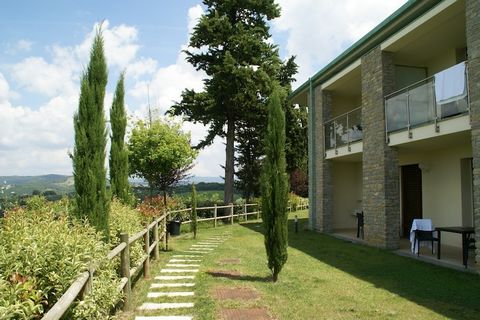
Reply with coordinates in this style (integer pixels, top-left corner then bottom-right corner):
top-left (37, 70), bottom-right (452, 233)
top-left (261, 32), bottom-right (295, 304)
top-left (0, 20), bottom-right (144, 176)
top-left (127, 57), bottom-right (158, 79)
top-left (4, 39), bottom-right (34, 55)
top-left (11, 57), bottom-right (77, 97)
top-left (273, 0), bottom-right (408, 86)
top-left (129, 51), bottom-right (204, 114)
top-left (0, 93), bottom-right (76, 175)
top-left (0, 73), bottom-right (10, 102)
top-left (10, 20), bottom-right (141, 99)
top-left (126, 4), bottom-right (224, 177)
top-left (188, 5), bottom-right (204, 32)
top-left (75, 21), bottom-right (140, 69)
top-left (17, 39), bottom-right (34, 52)
top-left (1, 10), bottom-right (225, 178)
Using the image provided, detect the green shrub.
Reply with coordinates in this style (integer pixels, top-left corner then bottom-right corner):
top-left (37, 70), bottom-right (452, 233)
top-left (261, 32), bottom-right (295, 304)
top-left (288, 192), bottom-right (306, 212)
top-left (0, 278), bottom-right (43, 319)
top-left (109, 198), bottom-right (144, 268)
top-left (0, 197), bottom-right (120, 319)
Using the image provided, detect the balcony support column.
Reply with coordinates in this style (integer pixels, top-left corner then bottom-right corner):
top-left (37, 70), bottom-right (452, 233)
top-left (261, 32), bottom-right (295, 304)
top-left (361, 47), bottom-right (400, 249)
top-left (466, 0), bottom-right (480, 271)
top-left (309, 84), bottom-right (333, 232)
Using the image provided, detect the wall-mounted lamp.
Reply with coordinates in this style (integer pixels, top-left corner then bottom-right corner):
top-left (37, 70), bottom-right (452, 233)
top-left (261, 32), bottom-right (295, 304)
top-left (418, 162), bottom-right (430, 173)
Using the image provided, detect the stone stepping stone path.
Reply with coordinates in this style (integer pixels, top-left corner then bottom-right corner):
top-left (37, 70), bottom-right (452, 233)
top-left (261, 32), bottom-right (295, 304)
top-left (219, 308), bottom-right (272, 320)
top-left (134, 232), bottom-right (230, 320)
top-left (212, 287), bottom-right (259, 300)
top-left (136, 317), bottom-right (193, 320)
top-left (209, 257), bottom-right (274, 320)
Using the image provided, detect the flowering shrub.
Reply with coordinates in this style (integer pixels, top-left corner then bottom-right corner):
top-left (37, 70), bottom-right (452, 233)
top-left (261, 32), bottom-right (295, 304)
top-left (0, 197), bottom-right (120, 319)
top-left (137, 195), bottom-right (186, 220)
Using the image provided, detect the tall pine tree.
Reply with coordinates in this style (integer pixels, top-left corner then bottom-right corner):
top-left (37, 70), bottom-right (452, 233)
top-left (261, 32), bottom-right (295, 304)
top-left (260, 85), bottom-right (288, 282)
top-left (109, 72), bottom-right (131, 204)
top-left (72, 30), bottom-right (110, 241)
top-left (169, 0), bottom-right (283, 206)
top-left (235, 56), bottom-right (298, 200)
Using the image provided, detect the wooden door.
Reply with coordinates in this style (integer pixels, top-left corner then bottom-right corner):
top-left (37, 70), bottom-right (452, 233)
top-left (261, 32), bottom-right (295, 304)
top-left (402, 164), bottom-right (423, 237)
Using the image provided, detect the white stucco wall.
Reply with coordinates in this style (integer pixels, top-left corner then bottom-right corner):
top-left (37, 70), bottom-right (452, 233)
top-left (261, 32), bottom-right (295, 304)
top-left (332, 161), bottom-right (363, 230)
top-left (399, 143), bottom-right (472, 248)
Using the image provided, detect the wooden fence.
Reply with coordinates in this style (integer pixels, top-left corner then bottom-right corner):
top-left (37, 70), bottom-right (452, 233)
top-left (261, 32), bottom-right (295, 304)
top-left (41, 200), bottom-right (308, 319)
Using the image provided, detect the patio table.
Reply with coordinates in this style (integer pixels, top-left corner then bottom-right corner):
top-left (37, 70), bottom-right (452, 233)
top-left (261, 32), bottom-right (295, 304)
top-left (435, 226), bottom-right (475, 268)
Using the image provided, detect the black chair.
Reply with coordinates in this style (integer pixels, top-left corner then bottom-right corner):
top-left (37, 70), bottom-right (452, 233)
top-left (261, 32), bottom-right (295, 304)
top-left (413, 230), bottom-right (439, 257)
top-left (356, 212), bottom-right (364, 239)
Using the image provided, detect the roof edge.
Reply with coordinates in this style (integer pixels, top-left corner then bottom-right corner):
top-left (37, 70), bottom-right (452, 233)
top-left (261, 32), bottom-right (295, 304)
top-left (288, 0), bottom-right (442, 101)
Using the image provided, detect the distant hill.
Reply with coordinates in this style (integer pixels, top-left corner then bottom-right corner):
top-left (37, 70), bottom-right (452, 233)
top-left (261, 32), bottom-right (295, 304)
top-left (0, 174), bottom-right (223, 197)
top-left (0, 175), bottom-right (74, 197)
top-left (183, 176), bottom-right (224, 184)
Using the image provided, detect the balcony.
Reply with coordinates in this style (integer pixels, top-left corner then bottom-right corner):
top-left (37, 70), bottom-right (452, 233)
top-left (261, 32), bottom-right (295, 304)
top-left (324, 107), bottom-right (362, 152)
top-left (385, 62), bottom-right (469, 138)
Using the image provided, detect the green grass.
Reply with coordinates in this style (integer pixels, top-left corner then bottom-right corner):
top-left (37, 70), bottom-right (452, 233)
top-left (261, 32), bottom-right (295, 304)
top-left (117, 211), bottom-right (480, 320)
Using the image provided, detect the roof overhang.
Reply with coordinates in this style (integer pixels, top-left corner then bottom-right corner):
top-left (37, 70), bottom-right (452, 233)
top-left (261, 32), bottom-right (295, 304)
top-left (288, 0), bottom-right (443, 102)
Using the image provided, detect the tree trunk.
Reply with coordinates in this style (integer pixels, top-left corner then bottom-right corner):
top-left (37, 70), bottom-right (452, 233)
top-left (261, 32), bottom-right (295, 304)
top-left (272, 269), bottom-right (278, 282)
top-left (162, 190), bottom-right (167, 212)
top-left (224, 119), bottom-right (235, 207)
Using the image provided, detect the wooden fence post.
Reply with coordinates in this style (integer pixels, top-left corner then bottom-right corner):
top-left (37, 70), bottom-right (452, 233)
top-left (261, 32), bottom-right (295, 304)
top-left (80, 266), bottom-right (93, 300)
top-left (163, 212), bottom-right (167, 251)
top-left (154, 219), bottom-right (159, 260)
top-left (120, 233), bottom-right (131, 311)
top-left (214, 204), bottom-right (217, 228)
top-left (143, 226), bottom-right (150, 278)
top-left (230, 203), bottom-right (234, 225)
top-left (166, 230), bottom-right (169, 251)
top-left (257, 204), bottom-right (260, 220)
top-left (244, 203), bottom-right (247, 221)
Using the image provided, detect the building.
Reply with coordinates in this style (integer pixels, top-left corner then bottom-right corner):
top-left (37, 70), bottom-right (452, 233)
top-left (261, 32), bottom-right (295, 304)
top-left (289, 0), bottom-right (479, 271)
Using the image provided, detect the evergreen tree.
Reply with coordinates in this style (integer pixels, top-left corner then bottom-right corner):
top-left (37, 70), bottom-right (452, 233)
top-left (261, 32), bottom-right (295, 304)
top-left (72, 30), bottom-right (110, 241)
top-left (169, 0), bottom-right (283, 206)
top-left (191, 184), bottom-right (197, 239)
top-left (235, 125), bottom-right (263, 202)
top-left (260, 85), bottom-right (288, 282)
top-left (235, 56), bottom-right (298, 200)
top-left (109, 72), bottom-right (131, 204)
top-left (285, 103), bottom-right (308, 196)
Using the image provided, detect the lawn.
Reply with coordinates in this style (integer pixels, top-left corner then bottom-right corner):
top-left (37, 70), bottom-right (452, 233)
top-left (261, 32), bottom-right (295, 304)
top-left (117, 210), bottom-right (480, 320)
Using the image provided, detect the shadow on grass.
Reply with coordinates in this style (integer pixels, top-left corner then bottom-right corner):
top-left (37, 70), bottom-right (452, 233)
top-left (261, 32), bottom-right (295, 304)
top-left (241, 218), bottom-right (480, 320)
top-left (207, 270), bottom-right (272, 282)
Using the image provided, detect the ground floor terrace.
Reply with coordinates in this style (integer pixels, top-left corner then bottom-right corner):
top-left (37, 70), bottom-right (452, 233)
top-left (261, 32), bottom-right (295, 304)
top-left (117, 210), bottom-right (480, 320)
top-left (314, 127), bottom-right (478, 272)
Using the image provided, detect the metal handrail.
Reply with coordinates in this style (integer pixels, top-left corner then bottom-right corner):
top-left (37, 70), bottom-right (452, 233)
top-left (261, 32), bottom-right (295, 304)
top-left (385, 60), bottom-right (468, 100)
top-left (323, 106), bottom-right (362, 124)
top-left (323, 106), bottom-right (362, 151)
top-left (384, 61), bottom-right (468, 137)
top-left (384, 75), bottom-right (434, 100)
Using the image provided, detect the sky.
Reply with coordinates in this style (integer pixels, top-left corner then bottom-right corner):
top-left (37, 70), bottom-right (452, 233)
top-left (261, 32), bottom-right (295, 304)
top-left (0, 0), bottom-right (407, 177)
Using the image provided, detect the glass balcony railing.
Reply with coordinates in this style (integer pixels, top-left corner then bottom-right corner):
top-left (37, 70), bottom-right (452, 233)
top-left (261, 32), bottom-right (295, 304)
top-left (385, 61), bottom-right (469, 133)
top-left (324, 107), bottom-right (362, 150)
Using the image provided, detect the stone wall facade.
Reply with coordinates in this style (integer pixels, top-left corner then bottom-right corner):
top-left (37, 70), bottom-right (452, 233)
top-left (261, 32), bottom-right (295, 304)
top-left (466, 0), bottom-right (480, 271)
top-left (313, 87), bottom-right (333, 232)
top-left (361, 47), bottom-right (400, 249)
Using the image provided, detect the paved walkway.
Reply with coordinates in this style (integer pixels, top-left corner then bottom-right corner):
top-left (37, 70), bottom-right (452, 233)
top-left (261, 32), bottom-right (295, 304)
top-left (134, 232), bottom-right (231, 320)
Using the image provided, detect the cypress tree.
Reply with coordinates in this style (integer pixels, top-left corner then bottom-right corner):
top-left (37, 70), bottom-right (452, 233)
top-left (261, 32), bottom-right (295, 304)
top-left (110, 72), bottom-right (131, 204)
top-left (260, 85), bottom-right (289, 282)
top-left (191, 183), bottom-right (197, 239)
top-left (72, 30), bottom-right (110, 241)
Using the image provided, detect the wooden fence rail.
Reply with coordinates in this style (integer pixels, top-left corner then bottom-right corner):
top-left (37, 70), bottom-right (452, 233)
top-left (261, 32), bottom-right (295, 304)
top-left (41, 200), bottom-right (308, 319)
